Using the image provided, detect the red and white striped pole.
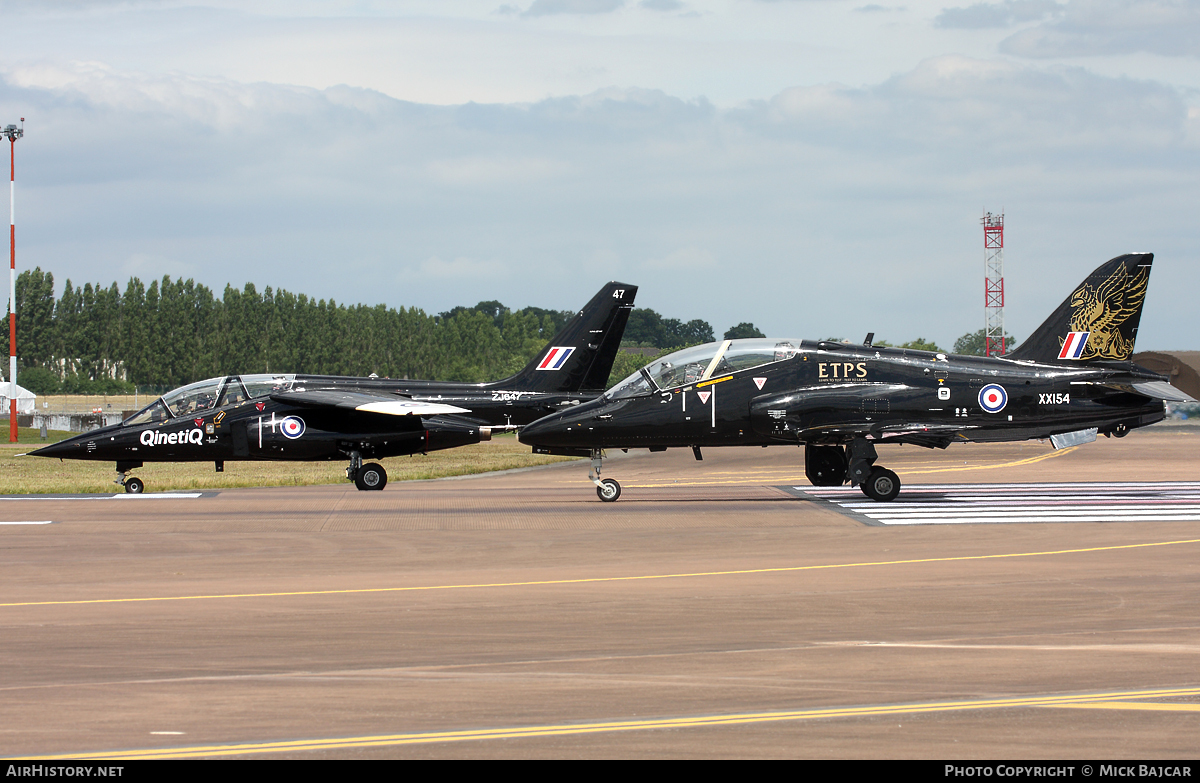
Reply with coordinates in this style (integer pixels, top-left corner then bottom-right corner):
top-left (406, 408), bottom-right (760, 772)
top-left (5, 119), bottom-right (23, 443)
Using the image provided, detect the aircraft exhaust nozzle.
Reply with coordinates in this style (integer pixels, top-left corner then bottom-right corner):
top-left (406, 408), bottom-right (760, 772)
top-left (479, 427), bottom-right (492, 442)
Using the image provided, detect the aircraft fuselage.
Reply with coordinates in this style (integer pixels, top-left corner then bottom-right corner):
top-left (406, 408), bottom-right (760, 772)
top-left (35, 373), bottom-right (597, 467)
top-left (519, 340), bottom-right (1168, 453)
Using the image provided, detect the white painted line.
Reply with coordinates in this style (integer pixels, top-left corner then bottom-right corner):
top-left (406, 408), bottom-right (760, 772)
top-left (111, 494), bottom-right (204, 500)
top-left (806, 483), bottom-right (1200, 494)
top-left (797, 481), bottom-right (1200, 526)
top-left (849, 506), bottom-right (1200, 516)
top-left (0, 521), bottom-right (53, 525)
top-left (875, 515), bottom-right (1200, 525)
top-left (0, 493), bottom-right (204, 501)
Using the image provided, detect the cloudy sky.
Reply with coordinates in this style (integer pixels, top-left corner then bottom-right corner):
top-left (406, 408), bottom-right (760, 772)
top-left (2, 0), bottom-right (1197, 351)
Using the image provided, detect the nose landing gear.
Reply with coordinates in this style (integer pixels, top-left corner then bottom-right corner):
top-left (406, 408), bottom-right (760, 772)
top-left (115, 462), bottom-right (145, 494)
top-left (589, 449), bottom-right (621, 502)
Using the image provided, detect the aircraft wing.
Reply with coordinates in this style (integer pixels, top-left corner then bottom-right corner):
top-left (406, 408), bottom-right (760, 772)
top-left (271, 389), bottom-right (472, 416)
top-left (796, 420), bottom-right (972, 447)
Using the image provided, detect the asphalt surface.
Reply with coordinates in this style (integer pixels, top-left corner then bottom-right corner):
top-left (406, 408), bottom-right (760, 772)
top-left (2, 428), bottom-right (1199, 759)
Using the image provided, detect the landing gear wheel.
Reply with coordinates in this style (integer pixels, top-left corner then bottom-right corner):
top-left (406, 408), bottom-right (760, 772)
top-left (354, 463), bottom-right (387, 491)
top-left (860, 467), bottom-right (900, 502)
top-left (124, 477), bottom-right (145, 494)
top-left (596, 478), bottom-right (621, 502)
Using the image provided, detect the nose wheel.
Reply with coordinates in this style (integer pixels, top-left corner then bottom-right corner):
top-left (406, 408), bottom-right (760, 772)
top-left (115, 465), bottom-right (145, 494)
top-left (589, 449), bottom-right (621, 502)
top-left (596, 478), bottom-right (621, 502)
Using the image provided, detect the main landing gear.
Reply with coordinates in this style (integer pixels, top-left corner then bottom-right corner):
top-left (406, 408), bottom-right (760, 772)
top-left (848, 438), bottom-right (901, 502)
top-left (860, 466), bottom-right (900, 502)
top-left (590, 449), bottom-right (621, 502)
top-left (346, 451), bottom-right (388, 491)
top-left (805, 439), bottom-right (902, 502)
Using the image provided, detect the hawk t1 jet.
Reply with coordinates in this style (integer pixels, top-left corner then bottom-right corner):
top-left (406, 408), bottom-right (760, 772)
top-left (519, 254), bottom-right (1193, 502)
top-left (30, 282), bottom-right (636, 492)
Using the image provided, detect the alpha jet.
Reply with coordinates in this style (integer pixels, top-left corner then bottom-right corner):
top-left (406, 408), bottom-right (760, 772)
top-left (520, 254), bottom-right (1193, 502)
top-left (30, 282), bottom-right (636, 492)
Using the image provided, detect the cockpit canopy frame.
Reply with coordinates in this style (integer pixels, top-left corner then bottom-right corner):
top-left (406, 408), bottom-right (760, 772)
top-left (605, 339), bottom-right (800, 400)
top-left (122, 374), bottom-right (297, 426)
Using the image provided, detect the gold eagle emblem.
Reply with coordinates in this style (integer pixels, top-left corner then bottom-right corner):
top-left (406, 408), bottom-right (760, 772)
top-left (1064, 263), bottom-right (1149, 360)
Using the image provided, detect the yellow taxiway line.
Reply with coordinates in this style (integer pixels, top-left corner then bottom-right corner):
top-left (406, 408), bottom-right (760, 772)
top-left (21, 685), bottom-right (1200, 760)
top-left (3, 536), bottom-right (1197, 609)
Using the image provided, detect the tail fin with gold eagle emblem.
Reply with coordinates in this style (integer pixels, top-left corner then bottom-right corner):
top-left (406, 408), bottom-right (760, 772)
top-left (1006, 253), bottom-right (1153, 364)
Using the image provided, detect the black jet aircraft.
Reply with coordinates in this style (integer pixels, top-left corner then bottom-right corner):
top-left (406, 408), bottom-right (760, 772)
top-left (520, 253), bottom-right (1194, 502)
top-left (30, 282), bottom-right (636, 492)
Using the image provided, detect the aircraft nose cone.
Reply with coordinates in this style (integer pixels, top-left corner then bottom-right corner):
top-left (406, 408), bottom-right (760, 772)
top-left (28, 434), bottom-right (90, 458)
top-left (518, 414), bottom-right (563, 446)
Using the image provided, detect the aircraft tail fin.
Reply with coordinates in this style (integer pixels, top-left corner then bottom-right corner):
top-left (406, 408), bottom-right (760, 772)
top-left (1006, 253), bottom-right (1153, 364)
top-left (503, 282), bottom-right (637, 392)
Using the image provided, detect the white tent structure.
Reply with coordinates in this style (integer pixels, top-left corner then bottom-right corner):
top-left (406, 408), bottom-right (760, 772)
top-left (0, 382), bottom-right (36, 415)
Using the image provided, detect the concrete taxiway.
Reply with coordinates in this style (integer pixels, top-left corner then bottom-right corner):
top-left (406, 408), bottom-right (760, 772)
top-left (1, 428), bottom-right (1198, 758)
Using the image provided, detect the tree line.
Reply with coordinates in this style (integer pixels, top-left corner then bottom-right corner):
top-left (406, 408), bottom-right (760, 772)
top-left (8, 269), bottom-right (719, 395)
top-left (8, 268), bottom-right (1014, 396)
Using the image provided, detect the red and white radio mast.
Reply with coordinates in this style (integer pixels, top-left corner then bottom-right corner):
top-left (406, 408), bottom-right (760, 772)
top-left (982, 211), bottom-right (1005, 357)
top-left (5, 119), bottom-right (24, 443)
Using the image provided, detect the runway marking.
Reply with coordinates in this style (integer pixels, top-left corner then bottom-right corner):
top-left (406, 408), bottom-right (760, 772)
top-left (0, 493), bottom-right (206, 501)
top-left (898, 447), bottom-right (1077, 475)
top-left (793, 481), bottom-right (1200, 526)
top-left (0, 493), bottom-right (213, 523)
top-left (1050, 701), bottom-right (1200, 713)
top-left (24, 685), bottom-right (1200, 759)
top-left (3, 537), bottom-right (1199, 609)
top-left (622, 447), bottom-right (1077, 488)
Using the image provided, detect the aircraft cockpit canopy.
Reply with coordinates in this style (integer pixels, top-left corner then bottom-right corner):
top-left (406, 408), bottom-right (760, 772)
top-left (606, 339), bottom-right (800, 400)
top-left (123, 374), bottom-right (297, 425)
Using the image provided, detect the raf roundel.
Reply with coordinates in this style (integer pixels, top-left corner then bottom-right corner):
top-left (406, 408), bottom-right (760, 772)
top-left (978, 383), bottom-right (1008, 414)
top-left (281, 416), bottom-right (306, 439)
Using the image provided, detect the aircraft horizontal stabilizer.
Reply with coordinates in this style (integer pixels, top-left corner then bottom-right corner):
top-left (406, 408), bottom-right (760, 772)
top-left (272, 389), bottom-right (471, 416)
top-left (1130, 381), bottom-right (1197, 403)
top-left (1071, 379), bottom-right (1197, 403)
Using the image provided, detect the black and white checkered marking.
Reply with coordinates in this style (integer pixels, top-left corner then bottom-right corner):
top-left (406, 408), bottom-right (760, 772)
top-left (788, 482), bottom-right (1200, 526)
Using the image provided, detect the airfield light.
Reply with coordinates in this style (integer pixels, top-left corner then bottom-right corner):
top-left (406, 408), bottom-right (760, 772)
top-left (5, 119), bottom-right (23, 443)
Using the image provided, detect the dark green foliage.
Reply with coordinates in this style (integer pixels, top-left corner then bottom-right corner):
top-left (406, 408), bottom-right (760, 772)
top-left (14, 267), bottom-right (56, 368)
top-left (670, 318), bottom-right (715, 347)
top-left (58, 374), bottom-right (135, 395)
top-left (724, 322), bottom-right (765, 339)
top-left (12, 274), bottom-right (710, 391)
top-left (899, 337), bottom-right (944, 353)
top-left (624, 308), bottom-right (714, 349)
top-left (952, 329), bottom-right (1019, 356)
top-left (606, 348), bottom-right (670, 389)
top-left (17, 366), bottom-right (60, 395)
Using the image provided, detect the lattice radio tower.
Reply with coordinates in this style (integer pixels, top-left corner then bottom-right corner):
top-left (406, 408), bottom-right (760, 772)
top-left (982, 211), bottom-right (1005, 356)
